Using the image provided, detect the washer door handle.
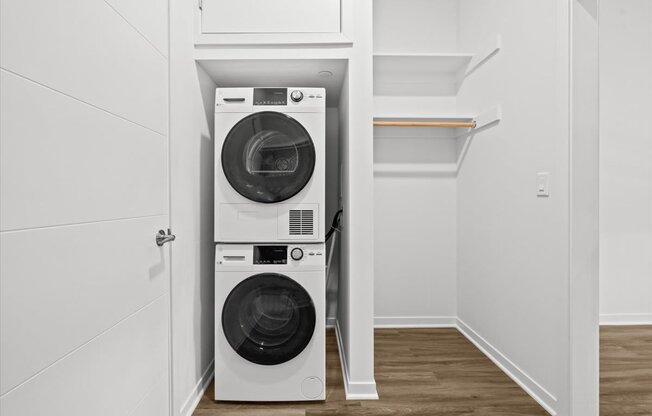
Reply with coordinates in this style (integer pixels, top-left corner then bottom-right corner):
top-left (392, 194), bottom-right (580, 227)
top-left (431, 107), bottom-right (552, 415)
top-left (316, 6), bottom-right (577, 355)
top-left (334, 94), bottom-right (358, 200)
top-left (156, 229), bottom-right (176, 246)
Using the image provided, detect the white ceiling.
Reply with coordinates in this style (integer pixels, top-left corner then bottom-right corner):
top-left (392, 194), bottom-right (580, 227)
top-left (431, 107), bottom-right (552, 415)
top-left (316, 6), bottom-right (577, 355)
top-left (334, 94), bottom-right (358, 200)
top-left (197, 59), bottom-right (348, 107)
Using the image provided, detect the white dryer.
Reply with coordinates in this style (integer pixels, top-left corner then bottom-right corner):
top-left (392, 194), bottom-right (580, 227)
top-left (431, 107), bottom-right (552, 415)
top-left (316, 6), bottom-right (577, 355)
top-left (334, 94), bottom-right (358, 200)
top-left (214, 87), bottom-right (326, 243)
top-left (214, 243), bottom-right (325, 402)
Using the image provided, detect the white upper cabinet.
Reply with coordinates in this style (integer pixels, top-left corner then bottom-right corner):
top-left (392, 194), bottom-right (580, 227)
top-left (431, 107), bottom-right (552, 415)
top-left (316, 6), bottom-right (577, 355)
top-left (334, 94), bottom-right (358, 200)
top-left (200, 0), bottom-right (340, 34)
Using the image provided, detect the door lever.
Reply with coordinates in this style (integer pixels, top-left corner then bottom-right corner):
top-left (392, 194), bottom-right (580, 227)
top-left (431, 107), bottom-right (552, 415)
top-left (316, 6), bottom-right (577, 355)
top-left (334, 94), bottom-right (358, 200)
top-left (156, 229), bottom-right (176, 246)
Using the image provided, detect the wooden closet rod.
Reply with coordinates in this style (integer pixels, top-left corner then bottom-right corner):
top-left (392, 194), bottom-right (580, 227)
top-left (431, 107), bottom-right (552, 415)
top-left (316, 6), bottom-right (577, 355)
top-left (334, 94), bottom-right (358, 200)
top-left (373, 120), bottom-right (477, 128)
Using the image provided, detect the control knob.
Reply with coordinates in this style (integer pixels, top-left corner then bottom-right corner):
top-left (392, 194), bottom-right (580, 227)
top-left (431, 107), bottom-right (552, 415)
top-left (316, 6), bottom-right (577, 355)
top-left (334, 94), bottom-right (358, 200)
top-left (290, 247), bottom-right (304, 261)
top-left (290, 90), bottom-right (304, 103)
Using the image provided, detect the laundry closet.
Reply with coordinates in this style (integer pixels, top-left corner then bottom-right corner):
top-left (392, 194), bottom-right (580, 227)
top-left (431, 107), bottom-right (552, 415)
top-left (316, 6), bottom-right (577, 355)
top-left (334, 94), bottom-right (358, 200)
top-left (171, 0), bottom-right (380, 408)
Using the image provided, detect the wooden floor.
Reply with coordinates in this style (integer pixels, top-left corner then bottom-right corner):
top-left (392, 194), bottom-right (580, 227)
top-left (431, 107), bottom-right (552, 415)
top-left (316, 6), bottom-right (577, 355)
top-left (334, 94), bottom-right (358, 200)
top-left (194, 328), bottom-right (547, 415)
top-left (600, 325), bottom-right (652, 416)
top-left (195, 326), bottom-right (652, 415)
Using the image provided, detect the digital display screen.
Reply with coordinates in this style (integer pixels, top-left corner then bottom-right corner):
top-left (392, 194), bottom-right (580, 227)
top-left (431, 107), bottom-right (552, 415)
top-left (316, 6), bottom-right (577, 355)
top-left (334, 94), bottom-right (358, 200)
top-left (253, 88), bottom-right (287, 106)
top-left (253, 245), bottom-right (287, 264)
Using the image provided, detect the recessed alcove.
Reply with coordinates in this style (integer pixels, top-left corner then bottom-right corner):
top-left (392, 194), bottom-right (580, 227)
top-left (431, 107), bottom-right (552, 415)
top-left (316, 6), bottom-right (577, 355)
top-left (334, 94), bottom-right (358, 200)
top-left (196, 59), bottom-right (348, 107)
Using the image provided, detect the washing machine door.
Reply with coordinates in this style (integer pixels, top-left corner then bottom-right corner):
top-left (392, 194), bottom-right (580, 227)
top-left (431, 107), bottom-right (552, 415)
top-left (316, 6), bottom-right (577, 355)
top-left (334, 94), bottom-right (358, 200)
top-left (222, 273), bottom-right (316, 365)
top-left (221, 111), bottom-right (316, 203)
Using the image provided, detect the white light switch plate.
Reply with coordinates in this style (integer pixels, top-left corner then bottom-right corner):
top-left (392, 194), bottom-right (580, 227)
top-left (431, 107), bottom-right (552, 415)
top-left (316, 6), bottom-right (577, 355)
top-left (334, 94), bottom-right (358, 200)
top-left (537, 172), bottom-right (550, 197)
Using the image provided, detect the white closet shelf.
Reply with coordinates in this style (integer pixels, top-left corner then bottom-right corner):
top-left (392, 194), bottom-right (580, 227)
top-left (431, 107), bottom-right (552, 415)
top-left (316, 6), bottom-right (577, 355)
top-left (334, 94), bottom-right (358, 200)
top-left (373, 53), bottom-right (472, 96)
top-left (373, 37), bottom-right (501, 96)
top-left (373, 53), bottom-right (474, 69)
top-left (373, 114), bottom-right (475, 122)
top-left (374, 163), bottom-right (457, 175)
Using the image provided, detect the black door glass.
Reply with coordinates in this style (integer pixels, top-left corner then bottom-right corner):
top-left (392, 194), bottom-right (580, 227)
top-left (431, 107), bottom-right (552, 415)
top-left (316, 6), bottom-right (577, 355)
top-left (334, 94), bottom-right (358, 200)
top-left (222, 273), bottom-right (316, 365)
top-left (222, 112), bottom-right (316, 203)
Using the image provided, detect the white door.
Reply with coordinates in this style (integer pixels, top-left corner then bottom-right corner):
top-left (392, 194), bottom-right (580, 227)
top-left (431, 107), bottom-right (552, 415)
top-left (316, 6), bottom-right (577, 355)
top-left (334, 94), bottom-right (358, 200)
top-left (0, 0), bottom-right (171, 415)
top-left (201, 0), bottom-right (340, 34)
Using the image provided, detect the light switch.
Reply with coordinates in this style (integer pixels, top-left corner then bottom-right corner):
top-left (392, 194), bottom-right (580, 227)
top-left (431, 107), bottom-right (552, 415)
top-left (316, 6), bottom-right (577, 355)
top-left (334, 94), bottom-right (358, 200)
top-left (537, 172), bottom-right (550, 197)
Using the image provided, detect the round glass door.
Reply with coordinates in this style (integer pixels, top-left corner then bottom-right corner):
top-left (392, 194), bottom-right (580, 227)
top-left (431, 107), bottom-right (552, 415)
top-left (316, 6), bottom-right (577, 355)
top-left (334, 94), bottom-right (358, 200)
top-left (221, 111), bottom-right (316, 203)
top-left (222, 273), bottom-right (316, 365)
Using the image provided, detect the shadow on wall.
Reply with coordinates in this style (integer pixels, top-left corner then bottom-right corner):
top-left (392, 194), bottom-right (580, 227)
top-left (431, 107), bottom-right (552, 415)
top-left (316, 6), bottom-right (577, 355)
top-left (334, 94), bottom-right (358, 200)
top-left (197, 63), bottom-right (216, 375)
top-left (198, 132), bottom-right (215, 370)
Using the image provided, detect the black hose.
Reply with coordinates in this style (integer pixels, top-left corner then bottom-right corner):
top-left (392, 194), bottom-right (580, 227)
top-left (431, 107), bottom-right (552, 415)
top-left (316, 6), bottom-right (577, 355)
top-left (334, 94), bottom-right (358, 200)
top-left (325, 209), bottom-right (343, 241)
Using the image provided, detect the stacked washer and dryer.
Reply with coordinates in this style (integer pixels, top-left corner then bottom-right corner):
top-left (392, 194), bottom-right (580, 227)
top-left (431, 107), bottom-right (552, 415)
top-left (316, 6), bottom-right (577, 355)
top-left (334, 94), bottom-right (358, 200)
top-left (214, 87), bottom-right (327, 401)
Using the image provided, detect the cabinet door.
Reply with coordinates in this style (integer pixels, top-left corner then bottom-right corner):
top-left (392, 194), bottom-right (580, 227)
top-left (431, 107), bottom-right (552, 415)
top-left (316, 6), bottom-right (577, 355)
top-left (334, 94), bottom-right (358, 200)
top-left (201, 0), bottom-right (340, 34)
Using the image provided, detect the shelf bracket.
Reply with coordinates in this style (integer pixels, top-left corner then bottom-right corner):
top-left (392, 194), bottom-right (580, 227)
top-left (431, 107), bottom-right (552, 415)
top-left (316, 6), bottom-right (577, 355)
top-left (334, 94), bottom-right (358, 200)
top-left (456, 105), bottom-right (503, 171)
top-left (472, 105), bottom-right (502, 130)
top-left (463, 35), bottom-right (502, 80)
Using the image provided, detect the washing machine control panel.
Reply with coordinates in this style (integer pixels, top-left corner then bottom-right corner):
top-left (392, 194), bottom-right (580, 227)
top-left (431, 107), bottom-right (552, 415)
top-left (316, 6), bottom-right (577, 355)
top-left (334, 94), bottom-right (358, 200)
top-left (289, 245), bottom-right (324, 264)
top-left (216, 244), bottom-right (325, 269)
top-left (250, 244), bottom-right (324, 265)
top-left (253, 245), bottom-right (287, 264)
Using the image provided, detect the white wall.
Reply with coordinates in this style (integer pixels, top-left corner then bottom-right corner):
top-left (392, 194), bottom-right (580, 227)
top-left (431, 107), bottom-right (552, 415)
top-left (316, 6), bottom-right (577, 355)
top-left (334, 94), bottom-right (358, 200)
top-left (373, 0), bottom-right (459, 327)
top-left (456, 1), bottom-right (585, 414)
top-left (169, 0), bottom-right (218, 414)
top-left (599, 0), bottom-right (652, 325)
top-left (337, 66), bottom-right (352, 362)
top-left (336, 0), bottom-right (377, 391)
top-left (373, 0), bottom-right (459, 54)
top-left (0, 0), bottom-right (170, 414)
top-left (374, 134), bottom-right (458, 327)
top-left (570, 1), bottom-right (599, 413)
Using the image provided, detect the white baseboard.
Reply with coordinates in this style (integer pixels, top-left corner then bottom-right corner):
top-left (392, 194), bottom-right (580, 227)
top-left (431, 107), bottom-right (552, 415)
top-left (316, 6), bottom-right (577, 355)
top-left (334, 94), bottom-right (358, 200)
top-left (456, 319), bottom-right (557, 416)
top-left (333, 320), bottom-right (379, 400)
top-left (326, 316), bottom-right (337, 328)
top-left (374, 316), bottom-right (457, 328)
top-left (600, 313), bottom-right (652, 326)
top-left (179, 359), bottom-right (214, 416)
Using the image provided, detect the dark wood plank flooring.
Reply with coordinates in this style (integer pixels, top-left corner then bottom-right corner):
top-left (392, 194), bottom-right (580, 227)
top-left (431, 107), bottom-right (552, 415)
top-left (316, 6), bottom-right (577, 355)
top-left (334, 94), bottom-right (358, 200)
top-left (600, 325), bottom-right (652, 416)
top-left (195, 326), bottom-right (652, 415)
top-left (195, 328), bottom-right (547, 415)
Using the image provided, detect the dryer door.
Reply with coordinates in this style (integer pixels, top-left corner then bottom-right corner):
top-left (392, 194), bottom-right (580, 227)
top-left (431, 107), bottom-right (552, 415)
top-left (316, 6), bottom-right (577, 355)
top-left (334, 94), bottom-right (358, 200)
top-left (222, 273), bottom-right (316, 365)
top-left (221, 111), bottom-right (316, 203)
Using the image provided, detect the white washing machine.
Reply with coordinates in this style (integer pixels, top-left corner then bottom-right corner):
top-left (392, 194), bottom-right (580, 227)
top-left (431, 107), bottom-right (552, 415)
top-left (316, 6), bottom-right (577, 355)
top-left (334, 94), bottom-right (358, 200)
top-left (214, 243), bottom-right (326, 402)
top-left (214, 87), bottom-right (326, 243)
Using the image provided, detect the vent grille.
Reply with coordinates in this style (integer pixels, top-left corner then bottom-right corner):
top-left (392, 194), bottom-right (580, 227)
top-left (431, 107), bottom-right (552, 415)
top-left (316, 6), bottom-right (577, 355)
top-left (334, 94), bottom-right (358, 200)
top-left (289, 210), bottom-right (314, 236)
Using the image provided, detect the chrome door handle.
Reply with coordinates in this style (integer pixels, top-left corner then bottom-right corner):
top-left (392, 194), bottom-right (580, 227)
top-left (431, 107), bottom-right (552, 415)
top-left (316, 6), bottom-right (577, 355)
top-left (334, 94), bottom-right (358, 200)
top-left (156, 229), bottom-right (176, 246)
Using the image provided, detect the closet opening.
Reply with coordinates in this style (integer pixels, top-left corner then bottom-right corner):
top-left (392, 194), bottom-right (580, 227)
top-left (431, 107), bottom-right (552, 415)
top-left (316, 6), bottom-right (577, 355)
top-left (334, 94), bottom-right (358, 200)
top-left (371, 1), bottom-right (600, 415)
